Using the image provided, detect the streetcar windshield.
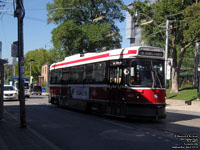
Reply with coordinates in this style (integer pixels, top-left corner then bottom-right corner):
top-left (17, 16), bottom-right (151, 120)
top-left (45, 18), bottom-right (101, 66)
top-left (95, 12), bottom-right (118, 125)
top-left (129, 59), bottom-right (165, 88)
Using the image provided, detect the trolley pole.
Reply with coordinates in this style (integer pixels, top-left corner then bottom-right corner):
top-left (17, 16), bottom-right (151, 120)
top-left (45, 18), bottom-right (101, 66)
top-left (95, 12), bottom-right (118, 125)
top-left (14, 0), bottom-right (26, 128)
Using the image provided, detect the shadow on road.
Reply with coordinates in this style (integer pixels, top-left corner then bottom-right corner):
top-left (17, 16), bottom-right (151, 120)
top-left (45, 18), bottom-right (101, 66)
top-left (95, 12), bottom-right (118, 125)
top-left (1, 104), bottom-right (200, 150)
top-left (3, 104), bottom-right (200, 136)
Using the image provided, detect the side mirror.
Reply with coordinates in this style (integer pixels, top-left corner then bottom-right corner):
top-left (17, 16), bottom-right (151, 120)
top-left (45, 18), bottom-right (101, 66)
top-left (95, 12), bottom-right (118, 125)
top-left (124, 69), bottom-right (130, 75)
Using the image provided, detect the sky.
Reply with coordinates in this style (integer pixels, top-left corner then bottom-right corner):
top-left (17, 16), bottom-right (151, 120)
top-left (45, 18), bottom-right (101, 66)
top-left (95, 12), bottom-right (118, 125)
top-left (0, 0), bottom-right (133, 64)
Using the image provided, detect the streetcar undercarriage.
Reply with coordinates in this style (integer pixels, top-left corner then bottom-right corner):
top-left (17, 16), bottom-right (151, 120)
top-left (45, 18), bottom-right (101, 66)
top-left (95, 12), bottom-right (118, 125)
top-left (49, 96), bottom-right (166, 120)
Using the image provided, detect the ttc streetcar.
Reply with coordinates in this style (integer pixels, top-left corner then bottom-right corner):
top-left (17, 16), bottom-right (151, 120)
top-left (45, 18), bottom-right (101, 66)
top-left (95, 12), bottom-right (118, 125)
top-left (49, 46), bottom-right (166, 120)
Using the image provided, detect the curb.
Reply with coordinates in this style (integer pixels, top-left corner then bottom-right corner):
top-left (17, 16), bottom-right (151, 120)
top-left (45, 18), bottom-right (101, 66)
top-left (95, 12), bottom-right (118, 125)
top-left (166, 99), bottom-right (200, 113)
top-left (166, 99), bottom-right (200, 105)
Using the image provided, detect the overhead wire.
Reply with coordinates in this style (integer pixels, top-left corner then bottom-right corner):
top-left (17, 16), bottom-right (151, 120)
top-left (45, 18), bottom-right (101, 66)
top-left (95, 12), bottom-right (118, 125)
top-left (1, 2), bottom-right (199, 40)
top-left (0, 0), bottom-right (13, 20)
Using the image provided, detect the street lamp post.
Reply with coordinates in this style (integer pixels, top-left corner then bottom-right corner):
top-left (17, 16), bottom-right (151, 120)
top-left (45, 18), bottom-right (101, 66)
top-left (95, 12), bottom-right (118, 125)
top-left (29, 59), bottom-right (34, 85)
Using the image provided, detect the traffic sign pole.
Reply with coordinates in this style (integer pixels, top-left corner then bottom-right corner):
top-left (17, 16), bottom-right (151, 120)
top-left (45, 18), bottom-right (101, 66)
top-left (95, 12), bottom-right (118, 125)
top-left (14, 0), bottom-right (26, 128)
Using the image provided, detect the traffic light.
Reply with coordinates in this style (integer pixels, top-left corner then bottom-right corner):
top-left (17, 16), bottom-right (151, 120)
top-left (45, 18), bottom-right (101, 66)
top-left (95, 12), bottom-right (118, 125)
top-left (11, 41), bottom-right (18, 57)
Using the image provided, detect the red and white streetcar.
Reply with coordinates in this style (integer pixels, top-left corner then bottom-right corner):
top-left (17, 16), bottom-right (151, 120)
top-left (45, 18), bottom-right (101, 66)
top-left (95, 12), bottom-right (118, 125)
top-left (49, 46), bottom-right (166, 119)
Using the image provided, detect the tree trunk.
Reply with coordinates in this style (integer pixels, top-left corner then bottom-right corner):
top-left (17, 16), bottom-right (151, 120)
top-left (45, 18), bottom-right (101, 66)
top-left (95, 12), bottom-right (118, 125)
top-left (170, 67), bottom-right (179, 93)
top-left (170, 39), bottom-right (194, 93)
top-left (170, 29), bottom-right (179, 93)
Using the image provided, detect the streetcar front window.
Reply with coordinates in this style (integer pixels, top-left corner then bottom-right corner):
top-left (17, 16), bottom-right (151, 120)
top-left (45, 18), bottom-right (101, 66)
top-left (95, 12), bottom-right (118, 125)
top-left (129, 59), bottom-right (165, 88)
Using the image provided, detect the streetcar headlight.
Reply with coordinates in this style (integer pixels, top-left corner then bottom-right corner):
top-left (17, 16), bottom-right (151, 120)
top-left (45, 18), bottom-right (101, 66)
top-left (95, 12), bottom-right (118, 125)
top-left (154, 94), bottom-right (158, 99)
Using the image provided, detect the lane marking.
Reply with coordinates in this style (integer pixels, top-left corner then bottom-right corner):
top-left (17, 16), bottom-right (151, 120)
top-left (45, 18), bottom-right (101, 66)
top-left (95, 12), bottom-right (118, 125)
top-left (27, 127), bottom-right (62, 150)
top-left (104, 120), bottom-right (174, 143)
top-left (104, 120), bottom-right (134, 129)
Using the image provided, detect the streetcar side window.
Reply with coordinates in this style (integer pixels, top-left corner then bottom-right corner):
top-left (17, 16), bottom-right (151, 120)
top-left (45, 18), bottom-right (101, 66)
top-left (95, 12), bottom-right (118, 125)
top-left (77, 66), bottom-right (84, 83)
top-left (71, 67), bottom-right (79, 83)
top-left (93, 62), bottom-right (106, 83)
top-left (129, 67), bottom-right (136, 84)
top-left (85, 64), bottom-right (93, 83)
top-left (62, 68), bottom-right (71, 84)
top-left (50, 69), bottom-right (61, 84)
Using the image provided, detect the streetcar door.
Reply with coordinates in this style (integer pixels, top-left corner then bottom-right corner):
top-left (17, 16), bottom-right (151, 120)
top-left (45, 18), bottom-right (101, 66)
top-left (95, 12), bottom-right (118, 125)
top-left (109, 62), bottom-right (123, 115)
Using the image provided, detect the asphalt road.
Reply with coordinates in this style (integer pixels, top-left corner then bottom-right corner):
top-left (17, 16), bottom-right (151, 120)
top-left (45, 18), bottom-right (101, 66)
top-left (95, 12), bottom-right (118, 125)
top-left (3, 95), bottom-right (200, 150)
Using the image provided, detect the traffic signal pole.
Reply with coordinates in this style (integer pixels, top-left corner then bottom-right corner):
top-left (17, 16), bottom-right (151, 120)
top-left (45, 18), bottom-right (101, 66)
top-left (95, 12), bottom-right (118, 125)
top-left (14, 0), bottom-right (26, 128)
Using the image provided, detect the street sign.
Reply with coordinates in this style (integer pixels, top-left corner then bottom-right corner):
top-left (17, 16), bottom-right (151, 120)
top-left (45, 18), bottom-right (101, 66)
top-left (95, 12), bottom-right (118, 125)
top-left (11, 41), bottom-right (18, 57)
top-left (166, 58), bottom-right (172, 80)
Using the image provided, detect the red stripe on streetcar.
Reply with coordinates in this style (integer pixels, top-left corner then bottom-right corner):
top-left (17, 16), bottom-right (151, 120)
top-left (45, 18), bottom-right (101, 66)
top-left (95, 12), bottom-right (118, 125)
top-left (51, 50), bottom-right (137, 68)
top-left (52, 53), bottom-right (109, 68)
top-left (128, 50), bottom-right (137, 54)
top-left (108, 50), bottom-right (137, 57)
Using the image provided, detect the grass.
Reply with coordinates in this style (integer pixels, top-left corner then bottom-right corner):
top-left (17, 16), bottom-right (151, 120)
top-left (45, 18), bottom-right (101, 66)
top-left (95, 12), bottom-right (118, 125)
top-left (166, 88), bottom-right (197, 101)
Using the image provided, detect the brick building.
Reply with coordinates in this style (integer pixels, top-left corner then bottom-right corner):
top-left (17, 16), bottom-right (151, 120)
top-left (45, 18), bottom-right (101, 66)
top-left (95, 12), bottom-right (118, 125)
top-left (39, 64), bottom-right (49, 87)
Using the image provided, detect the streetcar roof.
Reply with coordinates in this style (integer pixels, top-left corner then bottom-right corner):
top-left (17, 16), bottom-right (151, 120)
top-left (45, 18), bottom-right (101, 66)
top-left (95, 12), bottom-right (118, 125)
top-left (50, 46), bottom-right (164, 70)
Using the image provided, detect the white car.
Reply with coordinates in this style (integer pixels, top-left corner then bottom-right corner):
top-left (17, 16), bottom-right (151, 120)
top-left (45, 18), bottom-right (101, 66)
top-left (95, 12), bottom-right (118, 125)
top-left (15, 81), bottom-right (31, 98)
top-left (3, 85), bottom-right (18, 100)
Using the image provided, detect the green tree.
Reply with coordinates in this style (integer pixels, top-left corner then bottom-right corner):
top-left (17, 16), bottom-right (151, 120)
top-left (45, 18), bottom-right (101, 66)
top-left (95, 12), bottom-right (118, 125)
top-left (126, 0), bottom-right (199, 93)
top-left (48, 48), bottom-right (64, 62)
top-left (4, 65), bottom-right (13, 84)
top-left (47, 0), bottom-right (124, 56)
top-left (24, 48), bottom-right (51, 83)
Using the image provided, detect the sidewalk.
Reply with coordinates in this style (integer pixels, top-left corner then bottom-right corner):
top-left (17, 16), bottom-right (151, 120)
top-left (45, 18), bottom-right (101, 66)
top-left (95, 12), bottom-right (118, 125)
top-left (0, 111), bottom-right (58, 150)
top-left (166, 99), bottom-right (200, 112)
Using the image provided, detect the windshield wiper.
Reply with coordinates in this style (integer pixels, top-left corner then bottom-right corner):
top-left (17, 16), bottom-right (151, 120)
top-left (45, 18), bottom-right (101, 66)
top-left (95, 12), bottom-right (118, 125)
top-left (154, 68), bottom-right (162, 88)
top-left (151, 61), bottom-right (162, 88)
top-left (151, 61), bottom-right (155, 88)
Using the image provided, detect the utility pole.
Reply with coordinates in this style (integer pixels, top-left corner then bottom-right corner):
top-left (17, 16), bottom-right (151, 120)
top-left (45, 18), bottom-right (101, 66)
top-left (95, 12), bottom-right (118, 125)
top-left (195, 42), bottom-right (200, 100)
top-left (165, 19), bottom-right (169, 86)
top-left (14, 0), bottom-right (26, 128)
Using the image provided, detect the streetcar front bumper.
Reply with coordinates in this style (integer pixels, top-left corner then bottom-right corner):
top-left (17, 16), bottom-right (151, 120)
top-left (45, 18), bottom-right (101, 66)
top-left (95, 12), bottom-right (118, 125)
top-left (125, 103), bottom-right (166, 119)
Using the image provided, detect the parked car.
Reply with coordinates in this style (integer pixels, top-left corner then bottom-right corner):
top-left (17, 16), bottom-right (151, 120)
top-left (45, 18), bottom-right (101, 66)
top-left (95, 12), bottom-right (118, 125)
top-left (31, 85), bottom-right (42, 95)
top-left (15, 81), bottom-right (31, 98)
top-left (24, 83), bottom-right (31, 98)
top-left (3, 85), bottom-right (18, 100)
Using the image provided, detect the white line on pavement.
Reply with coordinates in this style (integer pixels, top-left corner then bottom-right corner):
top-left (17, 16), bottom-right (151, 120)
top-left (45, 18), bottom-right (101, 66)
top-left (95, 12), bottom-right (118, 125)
top-left (104, 120), bottom-right (134, 129)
